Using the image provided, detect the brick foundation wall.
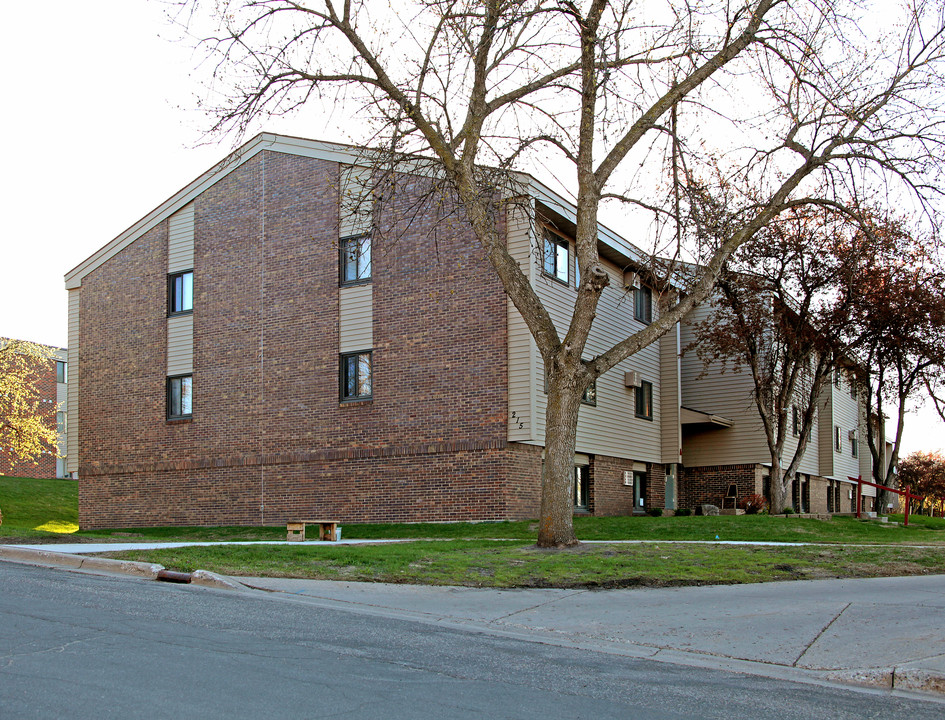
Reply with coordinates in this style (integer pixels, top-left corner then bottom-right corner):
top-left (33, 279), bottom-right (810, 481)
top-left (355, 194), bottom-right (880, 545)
top-left (678, 464), bottom-right (759, 512)
top-left (1, 356), bottom-right (58, 479)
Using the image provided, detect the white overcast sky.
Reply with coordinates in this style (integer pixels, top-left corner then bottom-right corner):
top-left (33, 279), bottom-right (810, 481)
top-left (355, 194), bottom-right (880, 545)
top-left (0, 0), bottom-right (941, 455)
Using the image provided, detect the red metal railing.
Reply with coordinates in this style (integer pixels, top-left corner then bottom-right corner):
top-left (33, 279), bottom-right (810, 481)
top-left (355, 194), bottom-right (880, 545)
top-left (849, 476), bottom-right (925, 526)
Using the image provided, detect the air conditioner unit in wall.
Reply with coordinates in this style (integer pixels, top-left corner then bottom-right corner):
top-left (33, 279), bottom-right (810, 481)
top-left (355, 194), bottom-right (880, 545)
top-left (623, 271), bottom-right (640, 289)
top-left (624, 371), bottom-right (642, 388)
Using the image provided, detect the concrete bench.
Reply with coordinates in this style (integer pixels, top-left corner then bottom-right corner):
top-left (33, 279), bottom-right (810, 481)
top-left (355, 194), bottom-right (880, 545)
top-left (286, 519), bottom-right (340, 542)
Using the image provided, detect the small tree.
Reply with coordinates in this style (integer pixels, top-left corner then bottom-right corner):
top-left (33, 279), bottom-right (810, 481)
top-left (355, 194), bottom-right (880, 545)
top-left (689, 206), bottom-right (865, 513)
top-left (897, 451), bottom-right (945, 515)
top-left (847, 215), bottom-right (945, 506)
top-left (0, 340), bottom-right (59, 470)
top-left (175, 0), bottom-right (945, 545)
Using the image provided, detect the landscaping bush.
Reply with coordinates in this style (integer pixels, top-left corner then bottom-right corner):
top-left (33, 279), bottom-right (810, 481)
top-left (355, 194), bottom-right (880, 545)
top-left (738, 493), bottom-right (768, 515)
top-left (782, 507), bottom-right (795, 515)
top-left (675, 508), bottom-right (692, 517)
top-left (647, 508), bottom-right (663, 517)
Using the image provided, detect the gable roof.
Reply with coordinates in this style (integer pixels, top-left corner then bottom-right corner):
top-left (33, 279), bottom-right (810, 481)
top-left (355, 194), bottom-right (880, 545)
top-left (64, 132), bottom-right (653, 289)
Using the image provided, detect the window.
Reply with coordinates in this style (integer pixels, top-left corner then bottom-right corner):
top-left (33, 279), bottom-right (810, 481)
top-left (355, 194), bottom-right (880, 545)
top-left (573, 465), bottom-right (590, 510)
top-left (542, 229), bottom-right (569, 284)
top-left (635, 380), bottom-right (653, 420)
top-left (56, 361), bottom-right (67, 384)
top-left (633, 470), bottom-right (647, 511)
top-left (166, 375), bottom-right (193, 420)
top-left (56, 411), bottom-right (66, 435)
top-left (851, 429), bottom-right (858, 458)
top-left (168, 270), bottom-right (194, 315)
top-left (834, 369), bottom-right (842, 388)
top-left (340, 234), bottom-right (372, 284)
top-left (581, 378), bottom-right (597, 406)
top-left (792, 405), bottom-right (800, 436)
top-left (340, 351), bottom-right (372, 401)
top-left (633, 285), bottom-right (652, 324)
top-left (834, 425), bottom-right (842, 452)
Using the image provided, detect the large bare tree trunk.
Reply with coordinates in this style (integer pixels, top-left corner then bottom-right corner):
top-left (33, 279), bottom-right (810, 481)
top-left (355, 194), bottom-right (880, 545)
top-left (537, 375), bottom-right (583, 547)
top-left (769, 458), bottom-right (787, 514)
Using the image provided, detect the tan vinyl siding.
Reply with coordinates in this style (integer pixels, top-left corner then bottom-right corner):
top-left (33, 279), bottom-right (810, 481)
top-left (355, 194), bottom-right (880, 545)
top-left (818, 385), bottom-right (835, 477)
top-left (679, 303), bottom-right (769, 466)
top-left (167, 203), bottom-right (195, 273)
top-left (339, 165), bottom-right (373, 237)
top-left (832, 381), bottom-right (862, 483)
top-left (67, 289), bottom-right (80, 473)
top-left (660, 324), bottom-right (682, 465)
top-left (167, 314), bottom-right (195, 375)
top-left (506, 201), bottom-right (535, 442)
top-left (531, 254), bottom-right (662, 463)
top-left (339, 284), bottom-right (373, 352)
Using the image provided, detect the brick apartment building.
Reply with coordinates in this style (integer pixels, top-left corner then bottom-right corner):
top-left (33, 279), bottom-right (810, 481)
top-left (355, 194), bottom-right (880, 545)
top-left (1, 342), bottom-right (68, 479)
top-left (64, 134), bottom-right (884, 528)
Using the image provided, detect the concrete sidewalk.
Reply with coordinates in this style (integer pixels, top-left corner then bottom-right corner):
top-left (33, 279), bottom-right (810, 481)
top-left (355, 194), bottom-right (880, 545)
top-left (3, 541), bottom-right (944, 698)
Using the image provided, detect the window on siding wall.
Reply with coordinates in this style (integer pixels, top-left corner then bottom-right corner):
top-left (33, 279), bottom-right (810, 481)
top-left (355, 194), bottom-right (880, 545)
top-left (167, 375), bottom-right (193, 420)
top-left (56, 361), bottom-right (67, 383)
top-left (850, 429), bottom-right (858, 458)
top-left (633, 285), bottom-right (652, 324)
top-left (635, 381), bottom-right (653, 420)
top-left (340, 351), bottom-right (372, 401)
top-left (581, 379), bottom-right (597, 406)
top-left (168, 271), bottom-right (194, 315)
top-left (340, 234), bottom-right (372, 284)
top-left (792, 405), bottom-right (800, 436)
top-left (542, 229), bottom-right (569, 285)
top-left (56, 411), bottom-right (66, 435)
top-left (834, 425), bottom-right (842, 452)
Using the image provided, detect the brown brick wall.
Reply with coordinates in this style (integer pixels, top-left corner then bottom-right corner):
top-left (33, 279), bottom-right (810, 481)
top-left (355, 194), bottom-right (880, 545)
top-left (678, 464), bottom-right (759, 512)
top-left (77, 151), bottom-right (515, 528)
top-left (1, 356), bottom-right (58, 479)
top-left (591, 456), bottom-right (665, 515)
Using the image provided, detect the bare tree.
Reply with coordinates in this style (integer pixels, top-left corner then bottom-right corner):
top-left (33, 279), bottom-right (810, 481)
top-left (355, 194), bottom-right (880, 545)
top-left (687, 206), bottom-right (868, 513)
top-left (175, 0), bottom-right (945, 545)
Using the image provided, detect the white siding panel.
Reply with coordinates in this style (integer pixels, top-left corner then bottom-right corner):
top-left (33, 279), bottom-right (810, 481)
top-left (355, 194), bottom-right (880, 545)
top-left (339, 284), bottom-right (373, 352)
top-left (167, 203), bottom-right (195, 273)
top-left (339, 165), bottom-right (373, 237)
top-left (832, 384), bottom-right (862, 481)
top-left (167, 314), bottom-right (194, 375)
top-left (507, 201), bottom-right (535, 442)
top-left (679, 303), bottom-right (769, 466)
top-left (67, 289), bottom-right (80, 473)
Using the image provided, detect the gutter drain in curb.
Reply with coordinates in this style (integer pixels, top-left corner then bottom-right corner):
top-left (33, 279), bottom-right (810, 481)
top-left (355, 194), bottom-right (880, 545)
top-left (156, 569), bottom-right (193, 584)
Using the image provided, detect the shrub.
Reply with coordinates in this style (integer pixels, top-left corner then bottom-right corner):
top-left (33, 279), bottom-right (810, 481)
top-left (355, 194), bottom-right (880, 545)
top-left (782, 506), bottom-right (795, 515)
top-left (675, 508), bottom-right (692, 517)
top-left (738, 493), bottom-right (768, 515)
top-left (647, 508), bottom-right (663, 517)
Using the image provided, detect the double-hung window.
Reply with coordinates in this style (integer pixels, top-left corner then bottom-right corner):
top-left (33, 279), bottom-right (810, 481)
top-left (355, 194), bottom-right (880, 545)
top-left (542, 229), bottom-right (569, 285)
top-left (340, 351), bottom-right (372, 401)
top-left (56, 361), bottom-right (67, 383)
top-left (834, 425), bottom-right (842, 452)
top-left (635, 380), bottom-right (653, 420)
top-left (167, 375), bottom-right (193, 420)
top-left (340, 234), bottom-right (372, 284)
top-left (168, 271), bottom-right (194, 315)
top-left (634, 285), bottom-right (652, 324)
top-left (581, 379), bottom-right (597, 406)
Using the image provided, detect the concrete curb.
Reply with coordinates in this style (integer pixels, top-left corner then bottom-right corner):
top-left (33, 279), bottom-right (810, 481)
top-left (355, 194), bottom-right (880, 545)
top-left (0, 545), bottom-right (242, 588)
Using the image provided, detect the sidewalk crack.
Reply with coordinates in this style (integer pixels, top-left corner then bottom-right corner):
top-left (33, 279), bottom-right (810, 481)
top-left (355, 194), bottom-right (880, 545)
top-left (793, 602), bottom-right (850, 667)
top-left (492, 590), bottom-right (588, 622)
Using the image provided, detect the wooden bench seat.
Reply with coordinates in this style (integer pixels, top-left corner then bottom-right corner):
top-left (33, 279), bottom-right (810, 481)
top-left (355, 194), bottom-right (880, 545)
top-left (286, 519), bottom-right (340, 542)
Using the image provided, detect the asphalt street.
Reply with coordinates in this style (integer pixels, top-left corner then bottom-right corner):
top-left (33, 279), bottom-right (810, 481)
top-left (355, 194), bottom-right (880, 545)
top-left (2, 562), bottom-right (944, 719)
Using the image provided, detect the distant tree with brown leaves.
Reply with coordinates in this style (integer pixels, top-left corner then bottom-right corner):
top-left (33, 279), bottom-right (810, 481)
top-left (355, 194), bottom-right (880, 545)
top-left (898, 451), bottom-right (945, 515)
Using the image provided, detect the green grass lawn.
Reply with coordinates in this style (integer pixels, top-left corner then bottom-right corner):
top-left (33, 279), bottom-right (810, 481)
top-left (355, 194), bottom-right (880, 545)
top-left (5, 472), bottom-right (945, 589)
top-left (0, 475), bottom-right (78, 537)
top-left (104, 540), bottom-right (945, 588)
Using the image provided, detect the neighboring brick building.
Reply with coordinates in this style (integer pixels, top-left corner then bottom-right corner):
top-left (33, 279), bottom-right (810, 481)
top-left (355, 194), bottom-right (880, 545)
top-left (0, 342), bottom-right (68, 479)
top-left (64, 134), bottom-right (882, 528)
